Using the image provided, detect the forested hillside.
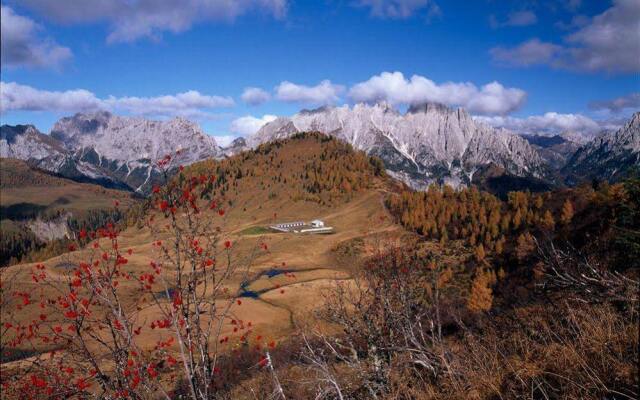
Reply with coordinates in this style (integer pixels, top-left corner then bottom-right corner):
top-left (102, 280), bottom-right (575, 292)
top-left (0, 158), bottom-right (137, 266)
top-left (183, 132), bottom-right (387, 208)
top-left (386, 180), bottom-right (639, 273)
top-left (0, 134), bottom-right (636, 400)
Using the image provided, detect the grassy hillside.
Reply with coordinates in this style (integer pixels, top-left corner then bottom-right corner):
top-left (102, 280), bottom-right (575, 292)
top-left (0, 133), bottom-right (405, 378)
top-left (1, 158), bottom-right (135, 219)
top-left (184, 131), bottom-right (388, 208)
top-left (2, 136), bottom-right (635, 399)
top-left (0, 158), bottom-right (138, 265)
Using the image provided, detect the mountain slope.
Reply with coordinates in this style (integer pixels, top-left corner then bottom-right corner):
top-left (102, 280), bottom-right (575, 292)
top-left (0, 124), bottom-right (124, 189)
top-left (52, 111), bottom-right (219, 165)
top-left (251, 103), bottom-right (548, 189)
top-left (1, 112), bottom-right (222, 194)
top-left (0, 158), bottom-right (137, 265)
top-left (1, 158), bottom-right (135, 220)
top-left (521, 134), bottom-right (583, 170)
top-left (186, 131), bottom-right (391, 210)
top-left (563, 112), bottom-right (640, 183)
top-left (51, 111), bottom-right (221, 193)
top-left (0, 124), bottom-right (65, 160)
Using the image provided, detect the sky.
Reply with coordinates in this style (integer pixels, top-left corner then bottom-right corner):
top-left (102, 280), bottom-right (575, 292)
top-left (1, 0), bottom-right (639, 146)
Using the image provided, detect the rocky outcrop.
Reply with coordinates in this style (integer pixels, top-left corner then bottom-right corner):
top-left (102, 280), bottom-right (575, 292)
top-left (563, 112), bottom-right (640, 183)
top-left (252, 102), bottom-right (547, 188)
top-left (1, 112), bottom-right (222, 194)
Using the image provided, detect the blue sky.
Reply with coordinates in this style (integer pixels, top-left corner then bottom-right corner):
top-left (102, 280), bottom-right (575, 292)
top-left (1, 0), bottom-right (638, 145)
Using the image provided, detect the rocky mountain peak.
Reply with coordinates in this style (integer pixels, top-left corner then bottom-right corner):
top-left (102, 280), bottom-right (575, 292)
top-left (1, 124), bottom-right (66, 160)
top-left (3, 113), bottom-right (223, 194)
top-left (563, 111), bottom-right (639, 183)
top-left (299, 105), bottom-right (335, 115)
top-left (629, 111), bottom-right (640, 126)
top-left (407, 102), bottom-right (452, 115)
top-left (51, 112), bottom-right (219, 162)
top-left (51, 111), bottom-right (112, 141)
top-left (252, 102), bottom-right (546, 189)
top-left (0, 124), bottom-right (40, 144)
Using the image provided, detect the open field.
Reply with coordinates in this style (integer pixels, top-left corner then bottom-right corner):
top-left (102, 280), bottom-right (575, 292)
top-left (0, 135), bottom-right (422, 395)
top-left (0, 185), bottom-right (402, 368)
top-left (0, 158), bottom-right (136, 220)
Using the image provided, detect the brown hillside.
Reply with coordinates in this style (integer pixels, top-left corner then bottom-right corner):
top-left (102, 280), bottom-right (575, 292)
top-left (0, 158), bottom-right (135, 214)
top-left (184, 131), bottom-right (389, 209)
top-left (0, 132), bottom-right (406, 382)
top-left (0, 158), bottom-right (138, 267)
top-left (1, 158), bottom-right (76, 188)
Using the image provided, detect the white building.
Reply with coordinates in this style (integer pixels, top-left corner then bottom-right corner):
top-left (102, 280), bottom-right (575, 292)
top-left (270, 221), bottom-right (305, 232)
top-left (270, 219), bottom-right (333, 234)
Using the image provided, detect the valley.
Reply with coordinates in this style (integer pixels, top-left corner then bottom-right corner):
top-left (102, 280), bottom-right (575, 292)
top-left (0, 118), bottom-right (638, 400)
top-left (0, 158), bottom-right (137, 267)
top-left (0, 134), bottom-right (407, 391)
top-left (3, 107), bottom-right (639, 199)
top-left (1, 2), bottom-right (638, 397)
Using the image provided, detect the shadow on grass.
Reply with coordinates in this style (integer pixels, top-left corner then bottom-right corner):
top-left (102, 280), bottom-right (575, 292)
top-left (0, 346), bottom-right (63, 364)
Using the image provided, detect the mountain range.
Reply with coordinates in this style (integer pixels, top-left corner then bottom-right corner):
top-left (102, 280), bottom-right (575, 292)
top-left (1, 105), bottom-right (638, 195)
top-left (251, 102), bottom-right (550, 189)
top-left (2, 112), bottom-right (221, 193)
top-left (562, 112), bottom-right (640, 184)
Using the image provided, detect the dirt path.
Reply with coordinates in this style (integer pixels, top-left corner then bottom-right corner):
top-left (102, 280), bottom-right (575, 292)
top-left (239, 266), bottom-right (351, 329)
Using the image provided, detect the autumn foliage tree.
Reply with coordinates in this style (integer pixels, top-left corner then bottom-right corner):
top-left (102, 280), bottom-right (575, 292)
top-left (301, 245), bottom-right (456, 398)
top-left (467, 268), bottom-right (496, 313)
top-left (560, 199), bottom-right (575, 225)
top-left (0, 153), bottom-right (272, 399)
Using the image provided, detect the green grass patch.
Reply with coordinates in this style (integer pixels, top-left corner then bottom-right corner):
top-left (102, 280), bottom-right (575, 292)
top-left (239, 226), bottom-right (271, 235)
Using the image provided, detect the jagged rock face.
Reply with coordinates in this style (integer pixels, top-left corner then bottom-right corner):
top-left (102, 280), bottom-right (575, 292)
top-left (564, 112), bottom-right (640, 183)
top-left (2, 112), bottom-right (222, 194)
top-left (0, 124), bottom-right (120, 188)
top-left (27, 212), bottom-right (73, 242)
top-left (1, 125), bottom-right (65, 160)
top-left (221, 137), bottom-right (249, 157)
top-left (49, 112), bottom-right (221, 192)
top-left (521, 134), bottom-right (582, 170)
top-left (252, 103), bottom-right (547, 188)
top-left (51, 111), bottom-right (219, 165)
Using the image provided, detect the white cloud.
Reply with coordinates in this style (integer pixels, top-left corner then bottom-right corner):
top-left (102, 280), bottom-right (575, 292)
top-left (348, 71), bottom-right (526, 115)
top-left (275, 80), bottom-right (344, 105)
top-left (563, 0), bottom-right (640, 73)
top-left (103, 90), bottom-right (234, 116)
top-left (19, 0), bottom-right (288, 43)
top-left (241, 87), bottom-right (271, 106)
top-left (476, 112), bottom-right (602, 135)
top-left (589, 92), bottom-right (640, 114)
top-left (0, 81), bottom-right (101, 113)
top-left (490, 0), bottom-right (640, 73)
top-left (230, 114), bottom-right (277, 136)
top-left (213, 135), bottom-right (238, 147)
top-left (356, 0), bottom-right (441, 19)
top-left (490, 10), bottom-right (537, 28)
top-left (0, 81), bottom-right (234, 118)
top-left (490, 39), bottom-right (562, 67)
top-left (0, 5), bottom-right (72, 69)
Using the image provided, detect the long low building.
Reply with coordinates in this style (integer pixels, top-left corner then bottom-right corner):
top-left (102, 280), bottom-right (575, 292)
top-left (299, 227), bottom-right (334, 234)
top-left (269, 219), bottom-right (333, 234)
top-left (270, 221), bottom-right (305, 232)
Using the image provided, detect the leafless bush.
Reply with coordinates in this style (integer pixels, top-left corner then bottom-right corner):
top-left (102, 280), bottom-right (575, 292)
top-left (296, 239), bottom-right (638, 400)
top-left (297, 246), bottom-right (455, 399)
top-left (535, 238), bottom-right (639, 309)
top-left (0, 155), bottom-right (271, 400)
